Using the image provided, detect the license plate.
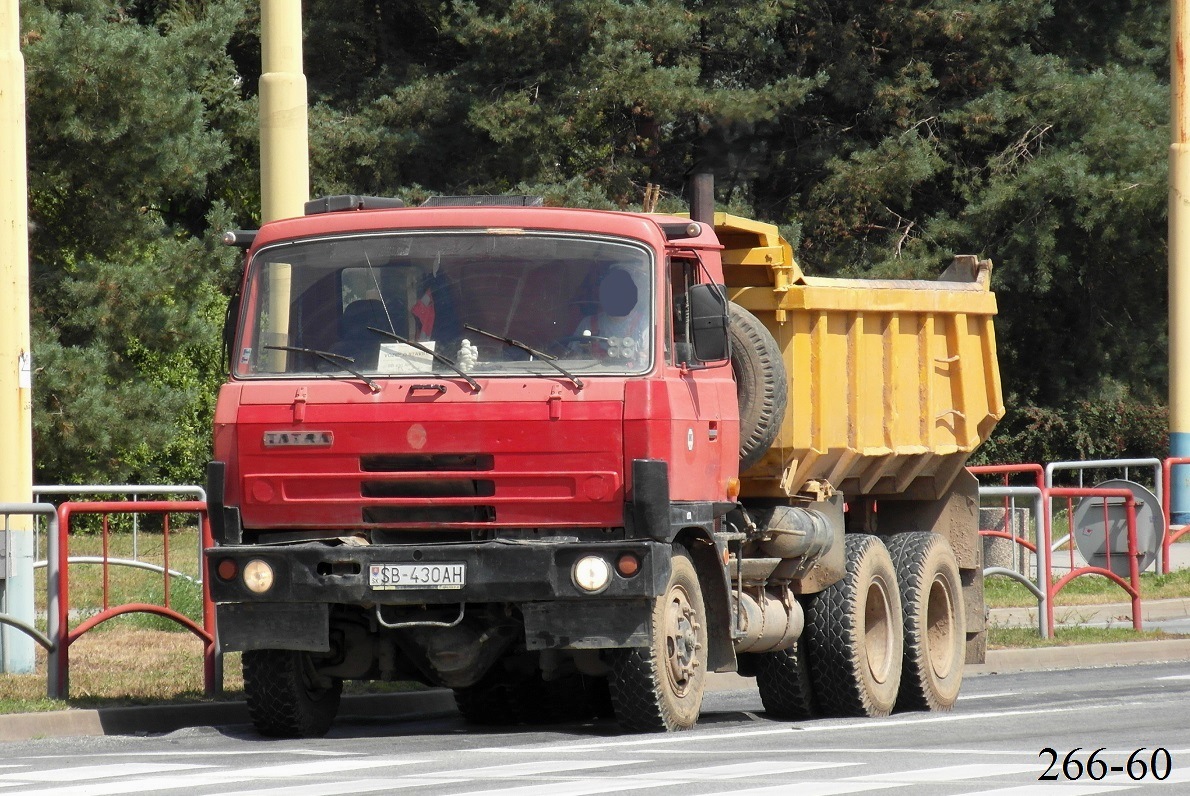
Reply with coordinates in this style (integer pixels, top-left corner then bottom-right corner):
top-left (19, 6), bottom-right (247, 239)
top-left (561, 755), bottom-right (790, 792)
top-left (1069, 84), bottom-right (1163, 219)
top-left (369, 562), bottom-right (466, 590)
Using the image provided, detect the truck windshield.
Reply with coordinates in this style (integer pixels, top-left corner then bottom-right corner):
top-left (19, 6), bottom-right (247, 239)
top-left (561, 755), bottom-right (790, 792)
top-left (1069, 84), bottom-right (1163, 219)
top-left (234, 231), bottom-right (654, 380)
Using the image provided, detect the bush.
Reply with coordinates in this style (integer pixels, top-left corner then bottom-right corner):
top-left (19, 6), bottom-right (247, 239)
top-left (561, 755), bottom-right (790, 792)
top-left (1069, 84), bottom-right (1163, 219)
top-left (972, 399), bottom-right (1168, 467)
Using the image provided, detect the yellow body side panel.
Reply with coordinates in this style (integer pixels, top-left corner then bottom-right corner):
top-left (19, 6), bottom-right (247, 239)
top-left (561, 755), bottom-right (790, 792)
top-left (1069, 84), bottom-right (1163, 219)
top-left (716, 214), bottom-right (1005, 500)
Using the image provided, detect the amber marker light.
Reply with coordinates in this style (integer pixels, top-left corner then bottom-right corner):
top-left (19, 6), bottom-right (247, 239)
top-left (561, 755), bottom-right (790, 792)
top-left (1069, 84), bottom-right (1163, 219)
top-left (726, 477), bottom-right (741, 502)
top-left (616, 552), bottom-right (640, 577)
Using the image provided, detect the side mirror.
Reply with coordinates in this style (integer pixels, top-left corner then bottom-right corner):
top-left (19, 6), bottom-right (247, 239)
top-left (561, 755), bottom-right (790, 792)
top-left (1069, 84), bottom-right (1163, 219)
top-left (687, 283), bottom-right (729, 363)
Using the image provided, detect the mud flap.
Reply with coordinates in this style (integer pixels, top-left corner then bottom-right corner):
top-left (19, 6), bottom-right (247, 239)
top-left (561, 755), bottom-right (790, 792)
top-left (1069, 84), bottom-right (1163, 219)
top-left (216, 602), bottom-right (330, 653)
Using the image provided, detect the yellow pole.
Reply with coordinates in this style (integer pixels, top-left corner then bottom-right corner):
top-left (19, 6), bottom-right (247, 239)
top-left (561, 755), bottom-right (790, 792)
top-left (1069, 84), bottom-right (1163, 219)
top-left (1171, 0), bottom-right (1190, 523)
top-left (0, 0), bottom-right (35, 672)
top-left (259, 0), bottom-right (308, 368)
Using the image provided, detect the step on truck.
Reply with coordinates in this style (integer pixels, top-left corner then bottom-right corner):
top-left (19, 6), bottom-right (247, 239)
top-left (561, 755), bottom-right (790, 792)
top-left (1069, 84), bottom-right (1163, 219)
top-left (205, 184), bottom-right (1004, 737)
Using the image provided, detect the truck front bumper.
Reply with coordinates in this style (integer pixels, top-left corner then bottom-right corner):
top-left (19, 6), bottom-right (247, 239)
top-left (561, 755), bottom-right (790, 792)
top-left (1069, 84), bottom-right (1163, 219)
top-left (206, 538), bottom-right (671, 652)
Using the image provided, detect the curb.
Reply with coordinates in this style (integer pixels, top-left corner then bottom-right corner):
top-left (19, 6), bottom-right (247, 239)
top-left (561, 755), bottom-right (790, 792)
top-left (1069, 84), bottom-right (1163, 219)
top-left (968, 638), bottom-right (1190, 675)
top-left (0, 690), bottom-right (458, 743)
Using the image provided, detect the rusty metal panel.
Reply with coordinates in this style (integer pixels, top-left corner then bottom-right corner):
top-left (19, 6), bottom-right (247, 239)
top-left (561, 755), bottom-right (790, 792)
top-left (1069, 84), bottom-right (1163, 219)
top-left (717, 214), bottom-right (1004, 501)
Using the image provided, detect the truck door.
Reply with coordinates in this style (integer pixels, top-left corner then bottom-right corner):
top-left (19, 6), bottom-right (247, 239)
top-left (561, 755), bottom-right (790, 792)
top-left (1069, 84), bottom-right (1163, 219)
top-left (662, 256), bottom-right (738, 500)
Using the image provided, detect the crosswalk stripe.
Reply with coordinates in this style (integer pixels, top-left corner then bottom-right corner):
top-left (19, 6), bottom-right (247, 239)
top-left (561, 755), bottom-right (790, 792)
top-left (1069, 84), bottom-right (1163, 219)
top-left (0, 763), bottom-right (212, 783)
top-left (686, 782), bottom-right (900, 796)
top-left (445, 778), bottom-right (674, 796)
top-left (202, 778), bottom-right (464, 796)
top-left (496, 706), bottom-right (1088, 754)
top-left (958, 784), bottom-right (1138, 795)
top-left (638, 761), bottom-right (851, 780)
top-left (845, 763), bottom-right (1041, 782)
top-left (0, 758), bottom-right (422, 796)
top-left (437, 760), bottom-right (646, 778)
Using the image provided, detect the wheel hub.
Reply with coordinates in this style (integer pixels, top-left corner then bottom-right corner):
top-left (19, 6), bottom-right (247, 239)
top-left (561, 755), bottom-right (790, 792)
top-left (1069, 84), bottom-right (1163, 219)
top-left (664, 586), bottom-right (701, 694)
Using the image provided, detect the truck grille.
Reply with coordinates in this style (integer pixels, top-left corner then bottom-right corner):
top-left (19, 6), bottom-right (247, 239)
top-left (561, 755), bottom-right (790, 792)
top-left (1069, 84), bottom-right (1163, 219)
top-left (361, 453), bottom-right (494, 472)
top-left (360, 452), bottom-right (497, 527)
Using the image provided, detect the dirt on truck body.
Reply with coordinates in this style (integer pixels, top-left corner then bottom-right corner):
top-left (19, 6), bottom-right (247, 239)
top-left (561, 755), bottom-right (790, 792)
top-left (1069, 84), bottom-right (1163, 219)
top-left (206, 190), bottom-right (1004, 737)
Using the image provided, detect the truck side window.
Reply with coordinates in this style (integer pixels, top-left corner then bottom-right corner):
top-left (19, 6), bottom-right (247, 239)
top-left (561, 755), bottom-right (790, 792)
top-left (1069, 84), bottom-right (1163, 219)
top-left (669, 257), bottom-right (698, 366)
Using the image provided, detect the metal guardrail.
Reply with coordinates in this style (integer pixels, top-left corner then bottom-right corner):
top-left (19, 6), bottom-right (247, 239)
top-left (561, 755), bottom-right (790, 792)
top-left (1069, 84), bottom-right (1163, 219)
top-left (53, 500), bottom-right (219, 700)
top-left (1045, 459), bottom-right (1161, 563)
top-left (0, 503), bottom-right (62, 697)
top-left (31, 485), bottom-right (206, 572)
top-left (974, 468), bottom-right (1144, 639)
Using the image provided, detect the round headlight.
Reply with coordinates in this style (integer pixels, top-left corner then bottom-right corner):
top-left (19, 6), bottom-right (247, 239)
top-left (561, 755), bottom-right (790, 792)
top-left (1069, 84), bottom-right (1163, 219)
top-left (573, 555), bottom-right (612, 593)
top-left (243, 559), bottom-right (275, 594)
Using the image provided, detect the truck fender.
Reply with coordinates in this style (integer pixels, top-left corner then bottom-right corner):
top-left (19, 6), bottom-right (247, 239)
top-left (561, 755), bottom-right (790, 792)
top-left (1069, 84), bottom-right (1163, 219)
top-left (674, 527), bottom-right (736, 673)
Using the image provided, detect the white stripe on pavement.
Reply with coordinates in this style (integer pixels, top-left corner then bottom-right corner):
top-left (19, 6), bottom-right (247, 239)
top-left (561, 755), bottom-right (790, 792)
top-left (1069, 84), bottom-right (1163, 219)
top-left (845, 763), bottom-right (1041, 782)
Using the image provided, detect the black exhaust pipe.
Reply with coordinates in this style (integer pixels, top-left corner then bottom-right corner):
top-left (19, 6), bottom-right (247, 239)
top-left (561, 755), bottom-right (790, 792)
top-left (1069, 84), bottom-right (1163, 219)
top-left (688, 171), bottom-right (715, 226)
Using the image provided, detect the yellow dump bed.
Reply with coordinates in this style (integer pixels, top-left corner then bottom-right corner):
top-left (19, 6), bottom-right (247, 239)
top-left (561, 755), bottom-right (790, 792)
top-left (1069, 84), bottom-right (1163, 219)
top-left (718, 214), bottom-right (1004, 501)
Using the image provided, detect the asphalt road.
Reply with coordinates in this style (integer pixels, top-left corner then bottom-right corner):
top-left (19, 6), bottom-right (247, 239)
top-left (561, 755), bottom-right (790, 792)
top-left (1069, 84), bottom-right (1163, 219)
top-left (1, 661), bottom-right (1188, 795)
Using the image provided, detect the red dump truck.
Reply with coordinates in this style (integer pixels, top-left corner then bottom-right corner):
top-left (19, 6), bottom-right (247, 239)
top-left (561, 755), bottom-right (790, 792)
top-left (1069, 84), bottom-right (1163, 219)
top-left (205, 186), bottom-right (1004, 737)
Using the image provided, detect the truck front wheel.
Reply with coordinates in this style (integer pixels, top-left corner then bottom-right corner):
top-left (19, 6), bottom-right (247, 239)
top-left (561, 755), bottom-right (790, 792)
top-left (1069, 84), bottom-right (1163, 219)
top-left (804, 534), bottom-right (903, 718)
top-left (886, 532), bottom-right (965, 711)
top-left (608, 548), bottom-right (707, 731)
top-left (243, 649), bottom-right (343, 738)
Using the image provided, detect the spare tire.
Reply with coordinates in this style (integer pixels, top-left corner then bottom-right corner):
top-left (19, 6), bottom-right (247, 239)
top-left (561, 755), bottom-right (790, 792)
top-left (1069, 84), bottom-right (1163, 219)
top-left (729, 302), bottom-right (787, 472)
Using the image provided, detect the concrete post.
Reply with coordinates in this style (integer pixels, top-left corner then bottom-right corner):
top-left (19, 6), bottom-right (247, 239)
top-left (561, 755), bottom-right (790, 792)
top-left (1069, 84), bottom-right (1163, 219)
top-left (258, 0), bottom-right (307, 369)
top-left (0, 0), bottom-right (35, 673)
top-left (1171, 0), bottom-right (1190, 523)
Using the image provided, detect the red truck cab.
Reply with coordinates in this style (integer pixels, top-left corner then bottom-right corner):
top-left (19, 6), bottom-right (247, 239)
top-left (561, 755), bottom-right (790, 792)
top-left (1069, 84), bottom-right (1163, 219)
top-left (206, 197), bottom-right (741, 735)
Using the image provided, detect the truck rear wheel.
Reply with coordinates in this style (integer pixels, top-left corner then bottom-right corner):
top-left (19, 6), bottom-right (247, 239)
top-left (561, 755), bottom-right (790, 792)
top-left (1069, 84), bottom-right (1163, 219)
top-left (805, 534), bottom-right (903, 717)
top-left (608, 548), bottom-right (707, 731)
top-left (243, 649), bottom-right (343, 738)
top-left (886, 532), bottom-right (965, 711)
top-left (755, 641), bottom-right (816, 720)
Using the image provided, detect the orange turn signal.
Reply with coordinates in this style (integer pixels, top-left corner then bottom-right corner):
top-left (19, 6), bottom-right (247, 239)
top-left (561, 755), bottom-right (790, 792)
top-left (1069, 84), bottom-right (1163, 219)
top-left (616, 553), bottom-right (641, 577)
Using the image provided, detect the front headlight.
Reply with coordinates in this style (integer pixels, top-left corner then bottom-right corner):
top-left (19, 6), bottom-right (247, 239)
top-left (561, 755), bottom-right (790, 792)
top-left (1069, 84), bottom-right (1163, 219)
top-left (243, 559), bottom-right (275, 594)
top-left (572, 555), bottom-right (612, 593)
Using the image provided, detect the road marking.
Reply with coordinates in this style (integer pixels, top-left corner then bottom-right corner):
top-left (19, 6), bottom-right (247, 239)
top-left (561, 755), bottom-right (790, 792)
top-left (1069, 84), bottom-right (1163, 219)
top-left (1155, 674), bottom-right (1190, 681)
top-left (637, 761), bottom-right (851, 780)
top-left (0, 763), bottom-right (212, 783)
top-left (685, 782), bottom-right (898, 795)
top-left (845, 763), bottom-right (1041, 782)
top-left (0, 758), bottom-right (424, 796)
top-left (959, 785), bottom-right (1137, 795)
top-left (207, 779), bottom-right (464, 796)
top-left (494, 705), bottom-right (1089, 754)
top-left (437, 760), bottom-right (646, 778)
top-left (446, 779), bottom-right (670, 796)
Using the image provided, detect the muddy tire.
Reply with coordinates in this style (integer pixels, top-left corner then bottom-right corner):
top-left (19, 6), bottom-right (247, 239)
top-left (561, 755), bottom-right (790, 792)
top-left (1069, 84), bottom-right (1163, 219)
top-left (804, 534), bottom-right (903, 718)
top-left (728, 303), bottom-right (787, 472)
top-left (755, 641), bottom-right (816, 720)
top-left (886, 532), bottom-right (965, 712)
top-left (608, 548), bottom-right (708, 731)
top-left (243, 649), bottom-right (342, 738)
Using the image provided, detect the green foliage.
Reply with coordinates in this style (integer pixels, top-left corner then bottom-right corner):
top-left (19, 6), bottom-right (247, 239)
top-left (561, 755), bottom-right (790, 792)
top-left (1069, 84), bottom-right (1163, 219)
top-left (20, 0), bottom-right (1177, 485)
top-left (973, 396), bottom-right (1169, 466)
top-left (24, 1), bottom-right (245, 485)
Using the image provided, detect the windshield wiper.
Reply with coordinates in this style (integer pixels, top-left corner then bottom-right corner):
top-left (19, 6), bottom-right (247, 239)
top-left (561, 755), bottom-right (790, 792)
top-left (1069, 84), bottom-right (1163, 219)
top-left (463, 323), bottom-right (584, 390)
top-left (264, 345), bottom-right (381, 393)
top-left (366, 327), bottom-right (482, 393)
